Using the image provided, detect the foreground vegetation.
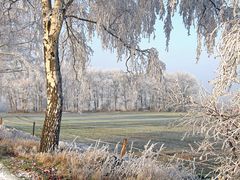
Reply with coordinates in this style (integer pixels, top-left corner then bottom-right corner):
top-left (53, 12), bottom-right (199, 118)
top-left (1, 112), bottom-right (202, 153)
top-left (0, 137), bottom-right (198, 180)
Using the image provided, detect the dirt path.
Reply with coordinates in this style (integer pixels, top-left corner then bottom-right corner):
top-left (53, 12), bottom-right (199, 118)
top-left (0, 163), bottom-right (18, 180)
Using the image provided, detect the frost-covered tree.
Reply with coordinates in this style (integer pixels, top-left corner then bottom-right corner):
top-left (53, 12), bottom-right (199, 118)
top-left (167, 0), bottom-right (239, 178)
top-left (163, 72), bottom-right (199, 112)
top-left (0, 0), bottom-right (44, 112)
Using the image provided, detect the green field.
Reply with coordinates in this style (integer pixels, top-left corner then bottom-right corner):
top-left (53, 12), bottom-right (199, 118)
top-left (0, 112), bottom-right (201, 152)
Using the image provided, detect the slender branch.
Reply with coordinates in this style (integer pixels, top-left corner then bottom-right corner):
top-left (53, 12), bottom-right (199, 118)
top-left (0, 44), bottom-right (6, 48)
top-left (0, 68), bottom-right (25, 73)
top-left (65, 15), bottom-right (97, 24)
top-left (208, 0), bottom-right (220, 12)
top-left (64, 0), bottom-right (74, 9)
top-left (64, 19), bottom-right (81, 44)
top-left (26, 0), bottom-right (34, 8)
top-left (199, 4), bottom-right (207, 24)
top-left (0, 51), bottom-right (16, 55)
top-left (5, 0), bottom-right (19, 11)
top-left (125, 55), bottom-right (131, 73)
top-left (65, 15), bottom-right (151, 54)
top-left (64, 19), bottom-right (80, 81)
top-left (0, 40), bottom-right (35, 49)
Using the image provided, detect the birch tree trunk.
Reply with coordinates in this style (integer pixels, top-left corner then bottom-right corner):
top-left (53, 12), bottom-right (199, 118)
top-left (40, 0), bottom-right (65, 152)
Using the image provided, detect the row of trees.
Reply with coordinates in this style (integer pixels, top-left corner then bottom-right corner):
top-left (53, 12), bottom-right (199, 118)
top-left (0, 66), bottom-right (200, 113)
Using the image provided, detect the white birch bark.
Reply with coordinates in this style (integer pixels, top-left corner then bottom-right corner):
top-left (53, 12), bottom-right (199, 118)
top-left (40, 0), bottom-right (65, 152)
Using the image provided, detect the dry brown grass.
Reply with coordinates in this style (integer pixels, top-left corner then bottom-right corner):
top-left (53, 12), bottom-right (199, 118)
top-left (0, 138), bottom-right (197, 179)
top-left (35, 147), bottom-right (197, 180)
top-left (0, 139), bottom-right (39, 157)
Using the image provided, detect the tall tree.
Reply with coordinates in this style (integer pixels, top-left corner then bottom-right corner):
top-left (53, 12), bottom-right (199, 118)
top-left (39, 0), bottom-right (73, 152)
top-left (39, 0), bottom-right (164, 152)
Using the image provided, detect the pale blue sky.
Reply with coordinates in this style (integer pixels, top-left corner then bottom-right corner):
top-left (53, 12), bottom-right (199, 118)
top-left (90, 15), bottom-right (219, 90)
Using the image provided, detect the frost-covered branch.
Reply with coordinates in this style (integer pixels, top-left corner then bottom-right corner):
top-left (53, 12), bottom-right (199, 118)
top-left (65, 12), bottom-right (165, 76)
top-left (65, 15), bottom-right (155, 55)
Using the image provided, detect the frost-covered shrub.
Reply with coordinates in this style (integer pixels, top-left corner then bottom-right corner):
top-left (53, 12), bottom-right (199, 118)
top-left (35, 142), bottom-right (197, 180)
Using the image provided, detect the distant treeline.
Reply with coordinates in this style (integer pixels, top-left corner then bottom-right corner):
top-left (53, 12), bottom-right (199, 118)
top-left (0, 66), bottom-right (200, 113)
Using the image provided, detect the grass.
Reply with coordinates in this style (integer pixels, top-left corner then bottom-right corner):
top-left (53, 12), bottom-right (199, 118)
top-left (0, 112), bottom-right (201, 152)
top-left (0, 139), bottom-right (197, 180)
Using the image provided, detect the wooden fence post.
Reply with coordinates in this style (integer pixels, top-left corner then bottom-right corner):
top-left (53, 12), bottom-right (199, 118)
top-left (120, 138), bottom-right (128, 159)
top-left (32, 121), bottom-right (36, 136)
